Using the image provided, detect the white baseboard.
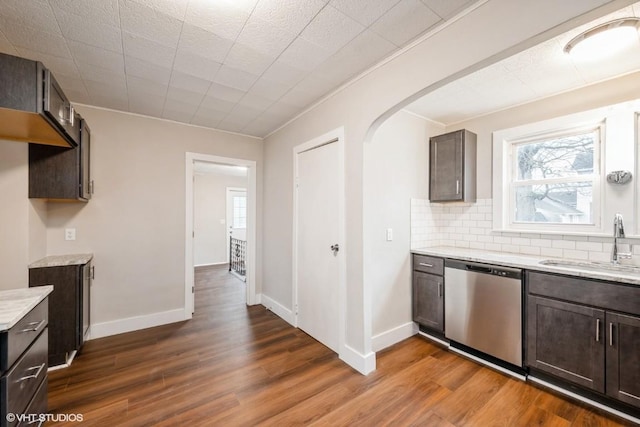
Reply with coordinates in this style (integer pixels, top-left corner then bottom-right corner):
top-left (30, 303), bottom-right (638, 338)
top-left (340, 344), bottom-right (376, 375)
top-left (89, 309), bottom-right (186, 340)
top-left (372, 322), bottom-right (418, 352)
top-left (260, 294), bottom-right (295, 326)
top-left (194, 261), bottom-right (227, 267)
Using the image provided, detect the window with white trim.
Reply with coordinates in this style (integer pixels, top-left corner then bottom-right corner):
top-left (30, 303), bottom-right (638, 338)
top-left (509, 126), bottom-right (601, 226)
top-left (232, 195), bottom-right (246, 229)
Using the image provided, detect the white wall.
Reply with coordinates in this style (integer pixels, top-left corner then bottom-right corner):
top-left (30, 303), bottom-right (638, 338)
top-left (41, 106), bottom-right (262, 334)
top-left (262, 0), bottom-right (621, 369)
top-left (194, 172), bottom-right (246, 266)
top-left (364, 111), bottom-right (444, 347)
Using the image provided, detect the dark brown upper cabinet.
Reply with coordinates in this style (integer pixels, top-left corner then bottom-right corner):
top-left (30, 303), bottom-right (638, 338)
top-left (429, 129), bottom-right (476, 203)
top-left (0, 52), bottom-right (80, 148)
top-left (29, 118), bottom-right (91, 201)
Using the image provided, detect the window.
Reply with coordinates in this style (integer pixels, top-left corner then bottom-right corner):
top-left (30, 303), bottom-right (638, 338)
top-left (233, 195), bottom-right (246, 229)
top-left (510, 128), bottom-right (600, 226)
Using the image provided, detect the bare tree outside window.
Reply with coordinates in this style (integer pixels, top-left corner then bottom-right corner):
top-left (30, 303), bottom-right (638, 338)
top-left (513, 131), bottom-right (597, 224)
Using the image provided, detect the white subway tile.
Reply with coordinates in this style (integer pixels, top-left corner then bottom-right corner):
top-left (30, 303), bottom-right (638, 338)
top-left (576, 241), bottom-right (603, 252)
top-left (531, 238), bottom-right (552, 248)
top-left (589, 251), bottom-right (610, 262)
top-left (463, 220), bottom-right (477, 228)
top-left (552, 240), bottom-right (575, 250)
top-left (541, 247), bottom-right (563, 258)
top-left (478, 235), bottom-right (494, 243)
top-left (512, 238), bottom-right (531, 246)
top-left (470, 227), bottom-right (485, 235)
top-left (485, 243), bottom-right (501, 251)
top-left (520, 246), bottom-right (541, 256)
top-left (469, 242), bottom-right (485, 250)
top-left (562, 249), bottom-right (589, 260)
top-left (494, 236), bottom-right (511, 244)
top-left (501, 244), bottom-right (519, 254)
top-left (455, 241), bottom-right (470, 248)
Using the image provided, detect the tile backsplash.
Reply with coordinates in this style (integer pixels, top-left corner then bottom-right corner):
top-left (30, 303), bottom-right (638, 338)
top-left (411, 198), bottom-right (640, 263)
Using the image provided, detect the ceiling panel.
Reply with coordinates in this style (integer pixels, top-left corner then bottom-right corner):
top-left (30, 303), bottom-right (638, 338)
top-left (3, 0), bottom-right (634, 138)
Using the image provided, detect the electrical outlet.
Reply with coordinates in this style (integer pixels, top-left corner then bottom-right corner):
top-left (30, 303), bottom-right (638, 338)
top-left (386, 228), bottom-right (393, 241)
top-left (65, 228), bottom-right (76, 241)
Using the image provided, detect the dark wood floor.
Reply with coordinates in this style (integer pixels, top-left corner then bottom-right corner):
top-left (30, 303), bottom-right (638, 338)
top-left (47, 264), bottom-right (634, 426)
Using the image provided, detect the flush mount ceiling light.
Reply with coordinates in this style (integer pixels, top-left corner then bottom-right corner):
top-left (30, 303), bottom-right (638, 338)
top-left (564, 17), bottom-right (640, 60)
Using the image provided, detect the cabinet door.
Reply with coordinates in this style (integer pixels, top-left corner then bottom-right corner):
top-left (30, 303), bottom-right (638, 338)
top-left (413, 271), bottom-right (444, 332)
top-left (606, 312), bottom-right (640, 408)
top-left (526, 296), bottom-right (605, 392)
top-left (79, 262), bottom-right (91, 348)
top-left (29, 266), bottom-right (79, 366)
top-left (80, 119), bottom-right (91, 200)
top-left (430, 131), bottom-right (463, 201)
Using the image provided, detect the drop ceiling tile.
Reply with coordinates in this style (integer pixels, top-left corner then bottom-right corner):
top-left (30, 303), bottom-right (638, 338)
top-left (500, 39), bottom-right (565, 73)
top-left (177, 24), bottom-right (234, 63)
top-left (300, 6), bottom-right (365, 54)
top-left (224, 43), bottom-right (276, 76)
top-left (129, 96), bottom-right (165, 117)
top-left (49, 72), bottom-right (87, 94)
top-left (235, 16), bottom-right (297, 57)
top-left (169, 71), bottom-right (212, 92)
top-left (420, 0), bottom-right (475, 19)
top-left (77, 63), bottom-right (127, 88)
top-left (371, 0), bottom-right (441, 46)
top-left (214, 65), bottom-right (259, 91)
top-left (0, 0), bottom-right (61, 35)
top-left (277, 77), bottom-right (330, 108)
top-left (166, 86), bottom-right (205, 105)
top-left (278, 37), bottom-right (332, 71)
top-left (260, 60), bottom-right (307, 86)
top-left (162, 104), bottom-right (198, 123)
top-left (16, 48), bottom-right (80, 79)
top-left (252, 0), bottom-right (328, 36)
top-left (172, 50), bottom-right (222, 82)
top-left (205, 83), bottom-right (246, 103)
top-left (330, 0), bottom-right (400, 27)
top-left (85, 79), bottom-right (128, 100)
top-left (262, 102), bottom-right (301, 120)
top-left (125, 56), bottom-right (172, 85)
top-left (0, 19), bottom-right (71, 59)
top-left (226, 104), bottom-right (265, 123)
top-left (49, 0), bottom-right (120, 27)
top-left (199, 96), bottom-right (237, 113)
top-left (237, 92), bottom-right (274, 110)
top-left (574, 47), bottom-right (640, 84)
top-left (247, 77), bottom-right (293, 101)
top-left (216, 121), bottom-right (247, 134)
top-left (69, 40), bottom-right (125, 73)
top-left (191, 106), bottom-right (227, 128)
top-left (127, 75), bottom-right (169, 97)
top-left (122, 32), bottom-right (176, 68)
top-left (184, 0), bottom-right (250, 41)
top-left (54, 9), bottom-right (123, 53)
top-left (65, 89), bottom-right (91, 105)
top-left (129, 0), bottom-right (189, 20)
top-left (119, 0), bottom-right (183, 48)
top-left (313, 29), bottom-right (396, 84)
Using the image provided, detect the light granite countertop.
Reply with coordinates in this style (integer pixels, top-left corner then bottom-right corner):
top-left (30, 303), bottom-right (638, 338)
top-left (0, 286), bottom-right (53, 331)
top-left (412, 246), bottom-right (640, 286)
top-left (29, 253), bottom-right (93, 269)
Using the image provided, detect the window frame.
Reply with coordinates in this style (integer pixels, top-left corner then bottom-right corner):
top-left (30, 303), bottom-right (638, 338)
top-left (506, 123), bottom-right (603, 231)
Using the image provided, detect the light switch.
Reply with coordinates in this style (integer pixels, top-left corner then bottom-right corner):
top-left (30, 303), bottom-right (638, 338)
top-left (65, 228), bottom-right (76, 241)
top-left (386, 228), bottom-right (393, 241)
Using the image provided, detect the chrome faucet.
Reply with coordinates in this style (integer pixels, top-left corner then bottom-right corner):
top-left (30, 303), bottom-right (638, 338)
top-left (612, 213), bottom-right (632, 264)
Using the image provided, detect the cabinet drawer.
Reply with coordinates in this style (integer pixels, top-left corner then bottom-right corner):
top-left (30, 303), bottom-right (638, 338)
top-left (16, 377), bottom-right (47, 427)
top-left (527, 271), bottom-right (640, 315)
top-left (1, 330), bottom-right (48, 421)
top-left (1, 301), bottom-right (48, 372)
top-left (413, 254), bottom-right (444, 276)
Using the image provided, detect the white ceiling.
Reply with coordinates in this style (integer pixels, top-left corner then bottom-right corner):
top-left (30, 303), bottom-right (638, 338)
top-left (405, 2), bottom-right (640, 125)
top-left (0, 0), bottom-right (477, 137)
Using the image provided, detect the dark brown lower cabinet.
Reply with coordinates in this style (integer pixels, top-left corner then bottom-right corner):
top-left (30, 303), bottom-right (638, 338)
top-left (29, 262), bottom-right (91, 366)
top-left (526, 271), bottom-right (640, 411)
top-left (606, 312), bottom-right (640, 408)
top-left (526, 295), bottom-right (605, 392)
top-left (412, 271), bottom-right (444, 333)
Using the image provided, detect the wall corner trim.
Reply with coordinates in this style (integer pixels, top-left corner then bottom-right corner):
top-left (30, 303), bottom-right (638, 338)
top-left (372, 322), bottom-right (418, 352)
top-left (88, 308), bottom-right (185, 340)
top-left (340, 345), bottom-right (376, 375)
top-left (261, 294), bottom-right (295, 326)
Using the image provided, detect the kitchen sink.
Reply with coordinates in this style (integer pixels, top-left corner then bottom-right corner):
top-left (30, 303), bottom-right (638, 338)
top-left (539, 259), bottom-right (640, 274)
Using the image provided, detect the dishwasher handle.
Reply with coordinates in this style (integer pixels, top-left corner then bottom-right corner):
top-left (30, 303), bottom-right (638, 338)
top-left (465, 264), bottom-right (493, 274)
top-left (445, 259), bottom-right (522, 279)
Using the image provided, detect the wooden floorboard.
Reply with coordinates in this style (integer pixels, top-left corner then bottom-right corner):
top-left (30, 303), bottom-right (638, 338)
top-left (46, 264), bottom-right (635, 426)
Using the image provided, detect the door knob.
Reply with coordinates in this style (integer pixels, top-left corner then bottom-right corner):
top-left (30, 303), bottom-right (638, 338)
top-left (330, 244), bottom-right (339, 255)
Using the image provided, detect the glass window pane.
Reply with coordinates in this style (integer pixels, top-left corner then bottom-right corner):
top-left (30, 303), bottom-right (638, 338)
top-left (514, 182), bottom-right (593, 224)
top-left (515, 132), bottom-right (596, 181)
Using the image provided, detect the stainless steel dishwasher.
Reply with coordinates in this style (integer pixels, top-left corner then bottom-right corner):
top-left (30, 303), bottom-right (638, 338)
top-left (444, 259), bottom-right (523, 367)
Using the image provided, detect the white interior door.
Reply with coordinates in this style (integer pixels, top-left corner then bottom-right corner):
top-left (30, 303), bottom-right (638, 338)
top-left (296, 141), bottom-right (340, 352)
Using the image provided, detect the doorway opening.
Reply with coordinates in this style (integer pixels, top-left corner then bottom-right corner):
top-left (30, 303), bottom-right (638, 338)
top-left (185, 153), bottom-right (257, 318)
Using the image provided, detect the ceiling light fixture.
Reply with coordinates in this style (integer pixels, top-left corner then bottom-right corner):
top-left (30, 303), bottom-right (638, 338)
top-left (563, 17), bottom-right (640, 60)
